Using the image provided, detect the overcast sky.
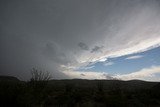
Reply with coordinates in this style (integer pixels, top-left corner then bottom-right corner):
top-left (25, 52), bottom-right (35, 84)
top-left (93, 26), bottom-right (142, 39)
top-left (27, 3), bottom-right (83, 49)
top-left (0, 0), bottom-right (160, 81)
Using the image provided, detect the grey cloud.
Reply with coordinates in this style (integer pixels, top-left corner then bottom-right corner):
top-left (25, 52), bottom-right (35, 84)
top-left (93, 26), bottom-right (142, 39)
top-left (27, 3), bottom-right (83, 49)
top-left (103, 74), bottom-right (117, 80)
top-left (0, 32), bottom-right (69, 80)
top-left (43, 42), bottom-right (67, 64)
top-left (78, 42), bottom-right (89, 50)
top-left (81, 74), bottom-right (85, 76)
top-left (91, 46), bottom-right (104, 53)
top-left (0, 0), bottom-right (160, 80)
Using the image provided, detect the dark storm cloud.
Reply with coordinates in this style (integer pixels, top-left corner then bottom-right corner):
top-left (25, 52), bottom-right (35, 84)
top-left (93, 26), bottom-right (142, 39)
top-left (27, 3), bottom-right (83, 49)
top-left (78, 42), bottom-right (89, 50)
top-left (0, 0), bottom-right (160, 80)
top-left (81, 74), bottom-right (85, 76)
top-left (91, 46), bottom-right (104, 53)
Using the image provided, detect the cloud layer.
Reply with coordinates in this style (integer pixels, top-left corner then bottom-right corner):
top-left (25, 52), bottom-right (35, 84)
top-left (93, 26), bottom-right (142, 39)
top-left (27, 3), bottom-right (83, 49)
top-left (125, 55), bottom-right (143, 60)
top-left (115, 66), bottom-right (160, 81)
top-left (0, 0), bottom-right (160, 80)
top-left (63, 65), bottom-right (160, 81)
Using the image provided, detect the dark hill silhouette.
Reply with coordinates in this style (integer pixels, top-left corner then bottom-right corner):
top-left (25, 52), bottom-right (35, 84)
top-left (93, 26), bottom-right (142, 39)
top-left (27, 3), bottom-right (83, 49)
top-left (0, 76), bottom-right (160, 107)
top-left (0, 75), bottom-right (20, 81)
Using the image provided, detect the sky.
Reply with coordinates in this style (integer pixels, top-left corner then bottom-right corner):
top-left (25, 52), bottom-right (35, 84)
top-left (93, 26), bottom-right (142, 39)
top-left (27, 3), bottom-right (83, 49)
top-left (0, 0), bottom-right (160, 81)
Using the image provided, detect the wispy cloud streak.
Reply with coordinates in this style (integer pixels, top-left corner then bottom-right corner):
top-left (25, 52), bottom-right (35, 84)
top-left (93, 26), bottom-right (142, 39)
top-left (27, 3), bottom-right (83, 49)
top-left (126, 55), bottom-right (143, 60)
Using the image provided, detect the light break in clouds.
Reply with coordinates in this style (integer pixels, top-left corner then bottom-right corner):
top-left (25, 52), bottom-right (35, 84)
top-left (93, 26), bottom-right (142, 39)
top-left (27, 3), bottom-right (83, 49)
top-left (115, 66), bottom-right (160, 81)
top-left (63, 65), bottom-right (160, 81)
top-left (104, 62), bottom-right (114, 66)
top-left (125, 55), bottom-right (143, 60)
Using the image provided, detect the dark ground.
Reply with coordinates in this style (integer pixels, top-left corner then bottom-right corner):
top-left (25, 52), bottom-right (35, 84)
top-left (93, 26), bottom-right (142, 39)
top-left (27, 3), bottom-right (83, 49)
top-left (0, 76), bottom-right (160, 107)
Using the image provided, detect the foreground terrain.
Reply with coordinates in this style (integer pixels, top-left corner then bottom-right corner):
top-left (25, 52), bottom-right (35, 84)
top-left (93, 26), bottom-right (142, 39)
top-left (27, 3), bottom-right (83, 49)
top-left (0, 76), bottom-right (160, 107)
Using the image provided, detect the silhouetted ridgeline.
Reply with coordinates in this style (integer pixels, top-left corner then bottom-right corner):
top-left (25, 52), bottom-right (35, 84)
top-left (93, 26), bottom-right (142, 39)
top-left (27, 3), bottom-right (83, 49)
top-left (0, 76), bottom-right (20, 81)
top-left (0, 76), bottom-right (160, 107)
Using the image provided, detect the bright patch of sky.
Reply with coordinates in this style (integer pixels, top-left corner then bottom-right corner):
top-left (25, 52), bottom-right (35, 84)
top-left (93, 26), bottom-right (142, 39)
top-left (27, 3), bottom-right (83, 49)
top-left (79, 46), bottom-right (160, 75)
